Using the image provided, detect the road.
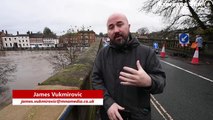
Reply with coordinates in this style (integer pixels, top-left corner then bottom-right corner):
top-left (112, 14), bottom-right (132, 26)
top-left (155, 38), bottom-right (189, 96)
top-left (151, 55), bottom-right (213, 120)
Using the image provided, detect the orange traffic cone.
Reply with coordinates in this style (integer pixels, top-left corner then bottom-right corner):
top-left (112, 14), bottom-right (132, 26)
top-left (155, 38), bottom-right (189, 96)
top-left (191, 47), bottom-right (199, 64)
top-left (160, 44), bottom-right (166, 58)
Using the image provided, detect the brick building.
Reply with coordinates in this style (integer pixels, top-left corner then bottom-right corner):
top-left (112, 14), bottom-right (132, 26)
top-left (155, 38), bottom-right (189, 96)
top-left (59, 30), bottom-right (96, 47)
top-left (78, 30), bottom-right (96, 46)
top-left (29, 33), bottom-right (44, 48)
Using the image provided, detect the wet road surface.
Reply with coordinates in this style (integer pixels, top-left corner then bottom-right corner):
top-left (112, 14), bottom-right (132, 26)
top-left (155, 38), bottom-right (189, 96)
top-left (152, 55), bottom-right (213, 120)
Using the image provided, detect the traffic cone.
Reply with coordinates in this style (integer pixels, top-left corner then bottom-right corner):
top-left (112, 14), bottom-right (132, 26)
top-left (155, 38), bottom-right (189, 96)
top-left (160, 44), bottom-right (166, 58)
top-left (191, 47), bottom-right (199, 64)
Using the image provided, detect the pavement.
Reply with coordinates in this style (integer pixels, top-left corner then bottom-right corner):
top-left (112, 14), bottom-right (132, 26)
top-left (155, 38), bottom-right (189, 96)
top-left (164, 48), bottom-right (213, 65)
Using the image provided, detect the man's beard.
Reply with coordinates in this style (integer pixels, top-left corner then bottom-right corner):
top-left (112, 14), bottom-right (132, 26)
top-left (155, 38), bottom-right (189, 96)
top-left (111, 33), bottom-right (128, 47)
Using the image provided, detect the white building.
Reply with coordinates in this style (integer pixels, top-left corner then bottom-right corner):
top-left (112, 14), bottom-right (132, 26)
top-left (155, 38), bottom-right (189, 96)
top-left (43, 37), bottom-right (59, 47)
top-left (2, 35), bottom-right (16, 48)
top-left (2, 31), bottom-right (59, 49)
top-left (16, 34), bottom-right (30, 48)
top-left (2, 32), bottom-right (30, 49)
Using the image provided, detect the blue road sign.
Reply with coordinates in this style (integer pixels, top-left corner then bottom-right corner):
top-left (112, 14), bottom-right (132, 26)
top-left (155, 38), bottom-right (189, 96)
top-left (179, 33), bottom-right (189, 45)
top-left (153, 42), bottom-right (158, 49)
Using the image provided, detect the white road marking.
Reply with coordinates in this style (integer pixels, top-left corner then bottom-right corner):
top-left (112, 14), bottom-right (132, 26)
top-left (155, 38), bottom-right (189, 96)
top-left (161, 60), bottom-right (213, 83)
top-left (151, 95), bottom-right (174, 120)
top-left (152, 60), bottom-right (212, 119)
top-left (151, 98), bottom-right (167, 120)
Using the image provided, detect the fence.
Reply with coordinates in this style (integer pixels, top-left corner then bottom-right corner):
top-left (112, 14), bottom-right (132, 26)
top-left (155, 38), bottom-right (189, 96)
top-left (138, 38), bottom-right (213, 58)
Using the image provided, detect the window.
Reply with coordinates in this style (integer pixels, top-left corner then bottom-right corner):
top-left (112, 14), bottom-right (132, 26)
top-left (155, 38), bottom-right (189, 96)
top-left (22, 40), bottom-right (24, 42)
top-left (23, 44), bottom-right (25, 46)
top-left (19, 40), bottom-right (21, 42)
top-left (10, 43), bottom-right (12, 46)
top-left (26, 40), bottom-right (28, 42)
top-left (5, 43), bottom-right (7, 46)
top-left (5, 38), bottom-right (7, 41)
top-left (9, 38), bottom-right (11, 41)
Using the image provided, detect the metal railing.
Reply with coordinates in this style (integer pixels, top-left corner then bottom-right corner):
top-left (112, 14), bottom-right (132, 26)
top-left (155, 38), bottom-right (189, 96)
top-left (138, 38), bottom-right (213, 57)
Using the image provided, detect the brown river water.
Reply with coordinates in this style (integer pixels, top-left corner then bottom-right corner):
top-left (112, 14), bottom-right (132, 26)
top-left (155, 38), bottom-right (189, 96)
top-left (0, 50), bottom-right (55, 110)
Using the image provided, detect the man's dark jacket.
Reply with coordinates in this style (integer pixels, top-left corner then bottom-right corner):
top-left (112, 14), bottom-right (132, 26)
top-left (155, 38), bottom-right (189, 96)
top-left (92, 35), bottom-right (166, 120)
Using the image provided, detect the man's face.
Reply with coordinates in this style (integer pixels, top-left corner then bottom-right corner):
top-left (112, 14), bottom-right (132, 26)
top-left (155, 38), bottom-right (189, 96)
top-left (107, 14), bottom-right (130, 46)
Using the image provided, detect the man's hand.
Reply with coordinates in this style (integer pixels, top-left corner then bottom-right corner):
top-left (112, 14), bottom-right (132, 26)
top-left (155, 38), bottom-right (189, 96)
top-left (119, 60), bottom-right (152, 87)
top-left (107, 103), bottom-right (124, 120)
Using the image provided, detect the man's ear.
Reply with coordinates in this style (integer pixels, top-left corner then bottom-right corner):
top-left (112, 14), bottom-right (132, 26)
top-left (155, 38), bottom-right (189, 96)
top-left (128, 24), bottom-right (131, 32)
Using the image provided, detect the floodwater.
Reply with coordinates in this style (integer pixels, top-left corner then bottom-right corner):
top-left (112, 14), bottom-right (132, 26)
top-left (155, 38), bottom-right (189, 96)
top-left (0, 50), bottom-right (55, 110)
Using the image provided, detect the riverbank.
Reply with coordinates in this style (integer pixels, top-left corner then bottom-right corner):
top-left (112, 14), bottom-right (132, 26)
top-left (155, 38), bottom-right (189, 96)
top-left (40, 39), bottom-right (100, 87)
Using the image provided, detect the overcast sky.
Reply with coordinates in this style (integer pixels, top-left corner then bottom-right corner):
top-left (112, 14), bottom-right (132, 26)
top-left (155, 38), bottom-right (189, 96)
top-left (0, 0), bottom-right (166, 35)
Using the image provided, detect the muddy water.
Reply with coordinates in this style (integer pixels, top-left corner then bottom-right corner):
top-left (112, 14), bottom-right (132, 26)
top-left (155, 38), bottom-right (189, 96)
top-left (0, 51), bottom-right (55, 110)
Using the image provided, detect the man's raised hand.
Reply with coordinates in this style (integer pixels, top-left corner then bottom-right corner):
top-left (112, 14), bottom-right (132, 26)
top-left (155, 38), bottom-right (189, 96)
top-left (119, 60), bottom-right (152, 87)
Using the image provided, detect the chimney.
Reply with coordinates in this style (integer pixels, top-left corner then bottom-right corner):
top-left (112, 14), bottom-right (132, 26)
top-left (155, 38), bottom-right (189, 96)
top-left (1, 30), bottom-right (4, 33)
top-left (6, 30), bottom-right (8, 35)
top-left (17, 31), bottom-right (19, 35)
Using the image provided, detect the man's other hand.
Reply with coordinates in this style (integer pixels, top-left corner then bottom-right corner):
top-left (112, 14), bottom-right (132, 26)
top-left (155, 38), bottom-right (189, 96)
top-left (107, 103), bottom-right (124, 120)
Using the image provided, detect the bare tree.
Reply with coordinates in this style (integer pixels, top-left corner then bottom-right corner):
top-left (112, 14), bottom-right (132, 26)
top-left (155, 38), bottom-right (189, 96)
top-left (141, 0), bottom-right (212, 29)
top-left (46, 51), bottom-right (71, 74)
top-left (137, 27), bottom-right (150, 35)
top-left (47, 47), bottom-right (81, 74)
top-left (0, 63), bottom-right (16, 86)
